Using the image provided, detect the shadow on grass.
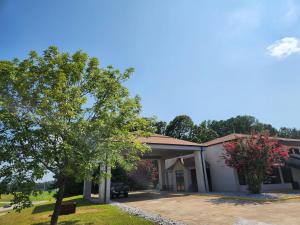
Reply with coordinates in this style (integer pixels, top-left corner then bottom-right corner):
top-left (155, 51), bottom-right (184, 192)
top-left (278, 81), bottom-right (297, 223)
top-left (115, 191), bottom-right (195, 203)
top-left (32, 220), bottom-right (93, 225)
top-left (32, 197), bottom-right (99, 214)
top-left (206, 197), bottom-right (271, 206)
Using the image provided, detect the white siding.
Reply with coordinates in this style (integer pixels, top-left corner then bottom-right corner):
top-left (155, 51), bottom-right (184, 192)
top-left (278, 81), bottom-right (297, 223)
top-left (165, 158), bottom-right (177, 170)
top-left (204, 143), bottom-right (294, 192)
top-left (204, 144), bottom-right (239, 192)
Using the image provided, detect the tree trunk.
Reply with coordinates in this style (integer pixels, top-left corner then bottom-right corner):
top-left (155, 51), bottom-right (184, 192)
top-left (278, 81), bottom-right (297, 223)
top-left (246, 174), bottom-right (262, 194)
top-left (50, 176), bottom-right (66, 225)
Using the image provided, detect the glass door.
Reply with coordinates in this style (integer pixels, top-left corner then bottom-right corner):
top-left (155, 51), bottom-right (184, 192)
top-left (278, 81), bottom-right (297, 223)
top-left (176, 170), bottom-right (185, 192)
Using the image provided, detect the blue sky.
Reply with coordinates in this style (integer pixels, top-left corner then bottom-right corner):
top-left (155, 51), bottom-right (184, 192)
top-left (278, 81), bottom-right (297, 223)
top-left (1, 0), bottom-right (300, 131)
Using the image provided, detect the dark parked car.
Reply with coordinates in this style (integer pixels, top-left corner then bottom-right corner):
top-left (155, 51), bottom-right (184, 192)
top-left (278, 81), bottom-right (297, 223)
top-left (110, 182), bottom-right (129, 198)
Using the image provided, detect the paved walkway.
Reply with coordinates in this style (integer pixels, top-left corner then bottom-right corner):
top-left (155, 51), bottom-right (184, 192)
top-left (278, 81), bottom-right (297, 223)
top-left (116, 191), bottom-right (300, 225)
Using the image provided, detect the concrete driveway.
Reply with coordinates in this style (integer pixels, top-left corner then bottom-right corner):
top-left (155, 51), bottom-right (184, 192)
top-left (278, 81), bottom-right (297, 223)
top-left (116, 191), bottom-right (300, 225)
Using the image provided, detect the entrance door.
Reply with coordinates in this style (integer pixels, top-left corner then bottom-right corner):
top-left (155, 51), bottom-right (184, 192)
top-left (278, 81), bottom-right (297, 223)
top-left (166, 170), bottom-right (173, 191)
top-left (176, 170), bottom-right (185, 191)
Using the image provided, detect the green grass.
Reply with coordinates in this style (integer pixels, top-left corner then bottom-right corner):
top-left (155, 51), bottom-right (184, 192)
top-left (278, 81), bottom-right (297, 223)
top-left (0, 191), bottom-right (55, 203)
top-left (0, 194), bottom-right (13, 202)
top-left (29, 191), bottom-right (56, 201)
top-left (0, 202), bottom-right (8, 207)
top-left (0, 195), bottom-right (154, 225)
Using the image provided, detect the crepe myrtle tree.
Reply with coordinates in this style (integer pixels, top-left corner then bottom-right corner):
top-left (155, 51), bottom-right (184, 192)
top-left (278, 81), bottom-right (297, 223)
top-left (223, 133), bottom-right (289, 194)
top-left (0, 46), bottom-right (152, 225)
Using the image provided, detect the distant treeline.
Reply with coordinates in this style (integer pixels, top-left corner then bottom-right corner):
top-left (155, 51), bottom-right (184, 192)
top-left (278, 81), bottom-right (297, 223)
top-left (35, 181), bottom-right (55, 191)
top-left (152, 115), bottom-right (300, 143)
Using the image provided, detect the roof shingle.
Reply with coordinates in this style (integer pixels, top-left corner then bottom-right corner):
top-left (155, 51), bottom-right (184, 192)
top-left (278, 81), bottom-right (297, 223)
top-left (202, 133), bottom-right (300, 147)
top-left (138, 134), bottom-right (203, 147)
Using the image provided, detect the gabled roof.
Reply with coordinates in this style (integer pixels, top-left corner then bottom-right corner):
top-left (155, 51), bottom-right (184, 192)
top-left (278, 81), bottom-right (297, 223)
top-left (166, 158), bottom-right (184, 170)
top-left (166, 156), bottom-right (195, 170)
top-left (202, 133), bottom-right (246, 146)
top-left (139, 133), bottom-right (300, 149)
top-left (138, 134), bottom-right (203, 147)
top-left (202, 133), bottom-right (300, 147)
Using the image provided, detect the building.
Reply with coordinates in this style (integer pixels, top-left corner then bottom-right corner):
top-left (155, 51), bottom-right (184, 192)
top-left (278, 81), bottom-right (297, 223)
top-left (164, 133), bottom-right (300, 193)
top-left (83, 133), bottom-right (300, 203)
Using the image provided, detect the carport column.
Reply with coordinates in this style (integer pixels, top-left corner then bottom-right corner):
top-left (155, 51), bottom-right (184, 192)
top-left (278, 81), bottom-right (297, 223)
top-left (99, 165), bottom-right (111, 203)
top-left (194, 150), bottom-right (207, 192)
top-left (158, 159), bottom-right (166, 190)
top-left (83, 180), bottom-right (92, 200)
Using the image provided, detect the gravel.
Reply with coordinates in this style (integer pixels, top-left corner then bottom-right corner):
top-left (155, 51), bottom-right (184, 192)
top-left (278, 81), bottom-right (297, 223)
top-left (111, 202), bottom-right (187, 225)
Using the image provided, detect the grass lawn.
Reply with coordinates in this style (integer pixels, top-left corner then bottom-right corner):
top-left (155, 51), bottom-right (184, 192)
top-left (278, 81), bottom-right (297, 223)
top-left (0, 194), bottom-right (14, 202)
top-left (0, 195), bottom-right (154, 225)
top-left (0, 202), bottom-right (8, 207)
top-left (0, 191), bottom-right (56, 203)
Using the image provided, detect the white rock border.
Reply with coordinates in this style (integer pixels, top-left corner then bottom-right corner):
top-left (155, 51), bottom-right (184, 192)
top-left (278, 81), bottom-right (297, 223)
top-left (111, 202), bottom-right (187, 225)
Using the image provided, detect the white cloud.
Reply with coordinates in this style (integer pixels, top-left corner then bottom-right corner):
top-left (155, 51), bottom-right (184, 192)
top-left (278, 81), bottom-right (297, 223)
top-left (267, 37), bottom-right (300, 58)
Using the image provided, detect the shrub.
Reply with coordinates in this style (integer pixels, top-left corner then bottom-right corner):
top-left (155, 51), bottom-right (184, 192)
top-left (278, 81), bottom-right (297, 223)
top-left (223, 133), bottom-right (288, 194)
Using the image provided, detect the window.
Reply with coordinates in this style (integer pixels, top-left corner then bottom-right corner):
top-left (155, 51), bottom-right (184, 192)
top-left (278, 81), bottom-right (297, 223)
top-left (289, 148), bottom-right (300, 155)
top-left (166, 170), bottom-right (174, 191)
top-left (264, 168), bottom-right (281, 184)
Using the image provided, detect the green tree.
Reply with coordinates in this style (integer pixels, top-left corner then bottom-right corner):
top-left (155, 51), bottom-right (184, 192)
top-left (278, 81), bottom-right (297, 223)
top-left (0, 179), bottom-right (9, 199)
top-left (0, 47), bottom-right (151, 225)
top-left (111, 160), bottom-right (158, 190)
top-left (278, 127), bottom-right (300, 139)
top-left (154, 121), bottom-right (167, 135)
top-left (191, 121), bottom-right (219, 143)
top-left (50, 176), bottom-right (83, 198)
top-left (252, 123), bottom-right (278, 136)
top-left (207, 115), bottom-right (278, 137)
top-left (165, 115), bottom-right (194, 140)
top-left (128, 160), bottom-right (158, 190)
top-left (207, 115), bottom-right (256, 136)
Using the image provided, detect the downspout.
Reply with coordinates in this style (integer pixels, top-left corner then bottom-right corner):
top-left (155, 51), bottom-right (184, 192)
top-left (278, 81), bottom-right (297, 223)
top-left (200, 146), bottom-right (207, 192)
